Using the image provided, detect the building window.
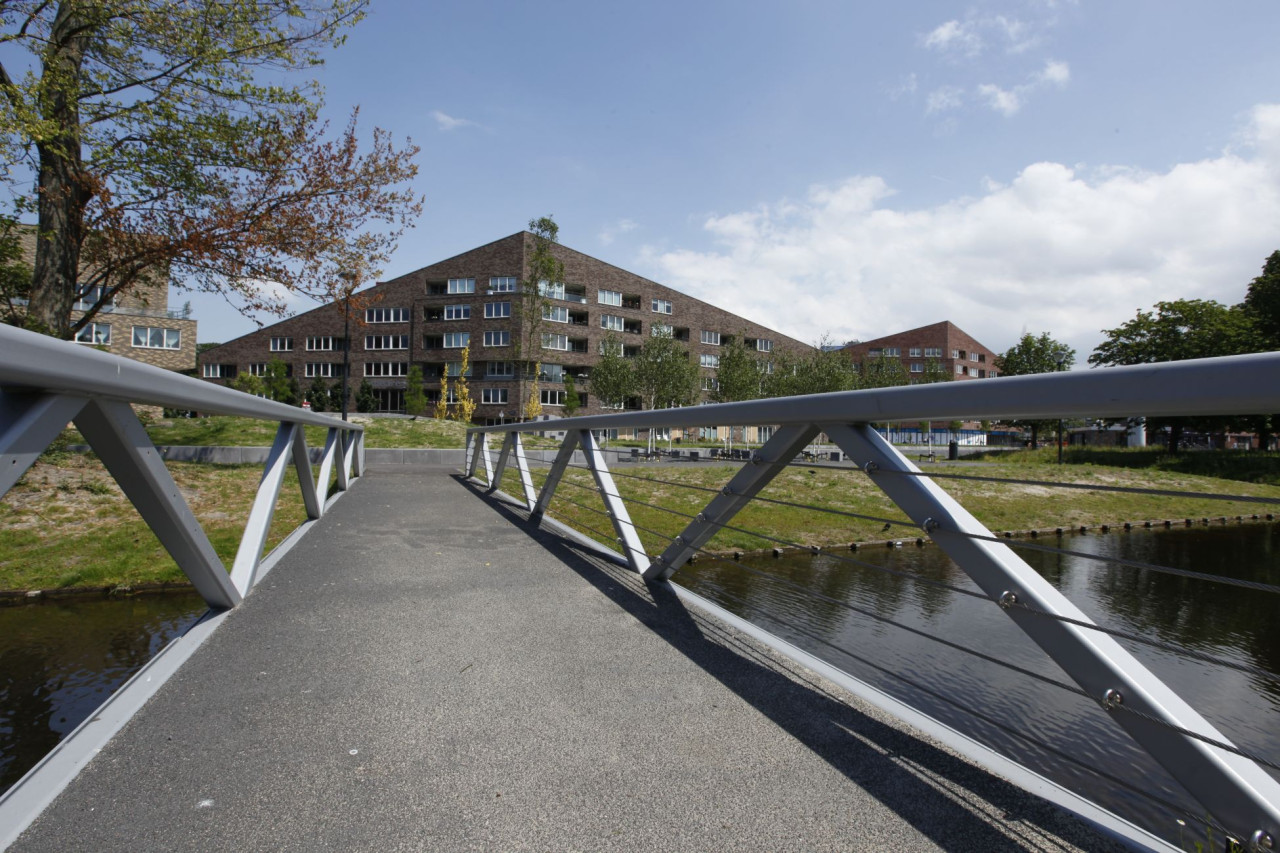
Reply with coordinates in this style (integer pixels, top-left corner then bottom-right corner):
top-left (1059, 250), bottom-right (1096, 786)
top-left (445, 361), bottom-right (472, 377)
top-left (881, 346), bottom-right (900, 357)
top-left (600, 314), bottom-right (625, 331)
top-left (305, 363), bottom-right (343, 378)
top-left (73, 285), bottom-right (113, 310)
top-left (700, 330), bottom-right (721, 346)
top-left (924, 347), bottom-right (943, 358)
top-left (447, 278), bottom-right (476, 294)
top-left (443, 332), bottom-right (470, 349)
top-left (366, 335), bottom-right (409, 350)
top-left (970, 352), bottom-right (979, 362)
top-left (542, 333), bottom-right (569, 351)
top-left (487, 361), bottom-right (515, 378)
top-left (543, 305), bottom-right (570, 323)
top-left (489, 276), bottom-right (517, 293)
top-left (270, 336), bottom-right (292, 352)
top-left (651, 323), bottom-right (672, 337)
top-left (484, 301), bottom-right (511, 319)
top-left (908, 347), bottom-right (922, 358)
top-left (306, 336), bottom-right (337, 351)
top-left (132, 326), bottom-right (181, 350)
top-left (700, 354), bottom-right (720, 369)
top-left (701, 376), bottom-right (718, 391)
top-left (538, 281), bottom-right (565, 300)
top-left (756, 339), bottom-right (772, 353)
top-left (956, 364), bottom-right (966, 375)
top-left (540, 389), bottom-right (567, 406)
top-left (599, 339), bottom-right (623, 356)
top-left (443, 304), bottom-right (471, 321)
top-left (483, 330), bottom-right (510, 347)
top-left (540, 364), bottom-right (565, 382)
top-left (952, 349), bottom-right (960, 359)
top-left (74, 323), bottom-right (111, 345)
top-left (598, 289), bottom-right (622, 306)
top-left (482, 388), bottom-right (508, 404)
top-left (910, 363), bottom-right (923, 373)
top-left (365, 307), bottom-right (409, 323)
top-left (651, 298), bottom-right (672, 314)
top-left (365, 362), bottom-right (408, 377)
top-left (203, 364), bottom-right (234, 378)
top-left (247, 363), bottom-right (267, 376)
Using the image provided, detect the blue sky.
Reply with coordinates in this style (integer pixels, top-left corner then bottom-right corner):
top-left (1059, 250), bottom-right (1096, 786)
top-left (190, 0), bottom-right (1280, 363)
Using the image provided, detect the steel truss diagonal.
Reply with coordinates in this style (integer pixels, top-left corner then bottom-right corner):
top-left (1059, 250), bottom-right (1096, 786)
top-left (578, 429), bottom-right (650, 574)
top-left (824, 421), bottom-right (1280, 842)
top-left (0, 391), bottom-right (87, 497)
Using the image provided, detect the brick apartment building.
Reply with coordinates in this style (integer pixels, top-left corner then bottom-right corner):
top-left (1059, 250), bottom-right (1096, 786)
top-left (843, 321), bottom-right (1000, 381)
top-left (16, 228), bottom-right (197, 371)
top-left (198, 232), bottom-right (810, 420)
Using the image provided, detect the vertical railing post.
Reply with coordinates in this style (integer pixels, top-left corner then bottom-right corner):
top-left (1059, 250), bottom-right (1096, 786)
top-left (511, 432), bottom-right (538, 510)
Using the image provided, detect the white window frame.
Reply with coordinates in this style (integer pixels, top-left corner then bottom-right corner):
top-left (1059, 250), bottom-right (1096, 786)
top-left (542, 333), bottom-right (569, 351)
top-left (488, 276), bottom-right (517, 293)
top-left (910, 362), bottom-right (923, 373)
top-left (484, 301), bottom-right (511, 319)
top-left (756, 339), bottom-right (772, 353)
top-left (651, 323), bottom-right (672, 337)
top-left (306, 336), bottom-right (336, 351)
top-left (74, 323), bottom-right (111, 345)
top-left (365, 362), bottom-right (408, 377)
top-left (270, 337), bottom-right (292, 352)
top-left (132, 326), bottom-right (181, 350)
top-left (487, 361), bottom-right (515, 378)
top-left (543, 305), bottom-right (570, 323)
top-left (365, 307), bottom-right (409, 323)
top-left (538, 280), bottom-right (565, 300)
top-left (882, 347), bottom-right (900, 357)
top-left (444, 304), bottom-right (471, 321)
top-left (700, 330), bottom-right (721, 346)
top-left (908, 347), bottom-right (922, 358)
top-left (202, 364), bottom-right (231, 378)
top-left (447, 278), bottom-right (476, 294)
top-left (247, 363), bottom-right (268, 376)
top-left (651, 298), bottom-right (672, 314)
top-left (482, 388), bottom-right (508, 404)
top-left (483, 330), bottom-right (510, 347)
top-left (598, 289), bottom-right (622, 306)
top-left (700, 354), bottom-right (720, 369)
top-left (304, 363), bottom-right (341, 378)
top-left (600, 314), bottom-right (625, 331)
top-left (540, 388), bottom-right (567, 406)
top-left (443, 332), bottom-right (471, 349)
top-left (365, 335), bottom-right (409, 350)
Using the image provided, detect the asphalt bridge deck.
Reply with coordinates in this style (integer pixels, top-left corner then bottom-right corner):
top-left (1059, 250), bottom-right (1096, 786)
top-left (12, 465), bottom-right (1120, 852)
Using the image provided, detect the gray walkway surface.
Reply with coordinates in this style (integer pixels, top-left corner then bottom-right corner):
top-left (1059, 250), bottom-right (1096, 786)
top-left (13, 466), bottom-right (1119, 852)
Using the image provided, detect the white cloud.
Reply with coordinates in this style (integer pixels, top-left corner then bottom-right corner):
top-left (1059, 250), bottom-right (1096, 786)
top-left (926, 86), bottom-right (965, 115)
top-left (643, 106), bottom-right (1280, 361)
top-left (922, 20), bottom-right (983, 56)
top-left (977, 59), bottom-right (1070, 116)
top-left (431, 110), bottom-right (477, 131)
top-left (598, 218), bottom-right (638, 245)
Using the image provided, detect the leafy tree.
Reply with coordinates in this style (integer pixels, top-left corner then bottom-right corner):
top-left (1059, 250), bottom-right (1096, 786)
top-left (306, 377), bottom-right (330, 412)
top-left (433, 376), bottom-right (449, 420)
top-left (762, 342), bottom-right (856, 397)
top-left (0, 0), bottom-right (421, 339)
top-left (404, 365), bottom-right (427, 416)
top-left (997, 332), bottom-right (1075, 448)
top-left (1089, 301), bottom-right (1253, 452)
top-left (921, 358), bottom-right (951, 384)
top-left (355, 379), bottom-right (376, 413)
top-left (514, 216), bottom-right (561, 418)
top-left (856, 355), bottom-right (908, 390)
top-left (523, 361), bottom-right (543, 421)
top-left (262, 359), bottom-right (293, 403)
top-left (713, 333), bottom-right (762, 402)
top-left (230, 372), bottom-right (264, 397)
top-left (0, 217), bottom-right (32, 325)
top-left (634, 330), bottom-right (698, 410)
top-left (590, 335), bottom-right (633, 410)
top-left (328, 382), bottom-right (344, 412)
top-left (455, 345), bottom-right (476, 423)
top-left (1243, 250), bottom-right (1280, 349)
top-left (563, 373), bottom-right (580, 417)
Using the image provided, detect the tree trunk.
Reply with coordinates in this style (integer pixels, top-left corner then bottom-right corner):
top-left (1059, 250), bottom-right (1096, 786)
top-left (27, 3), bottom-right (92, 339)
top-left (1168, 422), bottom-right (1183, 455)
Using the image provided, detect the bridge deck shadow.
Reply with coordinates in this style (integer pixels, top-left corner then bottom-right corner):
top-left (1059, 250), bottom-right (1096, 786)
top-left (11, 466), bottom-right (1121, 852)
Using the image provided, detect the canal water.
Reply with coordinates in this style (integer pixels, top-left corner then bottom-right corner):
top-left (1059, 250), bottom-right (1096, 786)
top-left (679, 522), bottom-right (1280, 846)
top-left (1, 524), bottom-right (1277, 846)
top-left (0, 592), bottom-right (206, 794)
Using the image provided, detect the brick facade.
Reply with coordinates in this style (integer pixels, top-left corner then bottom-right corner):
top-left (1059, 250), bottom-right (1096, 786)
top-left (198, 232), bottom-right (812, 419)
top-left (843, 321), bottom-right (1000, 382)
top-left (17, 226), bottom-right (198, 371)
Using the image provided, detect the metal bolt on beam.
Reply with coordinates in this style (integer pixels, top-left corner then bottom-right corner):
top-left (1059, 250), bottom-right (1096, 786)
top-left (922, 517), bottom-right (940, 533)
top-left (721, 485), bottom-right (735, 496)
top-left (1103, 689), bottom-right (1124, 710)
top-left (998, 591), bottom-right (1018, 609)
top-left (1252, 830), bottom-right (1274, 851)
top-left (863, 461), bottom-right (879, 474)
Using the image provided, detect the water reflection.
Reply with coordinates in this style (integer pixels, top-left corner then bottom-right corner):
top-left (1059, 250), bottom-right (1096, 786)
top-left (680, 524), bottom-right (1280, 845)
top-left (0, 594), bottom-right (205, 794)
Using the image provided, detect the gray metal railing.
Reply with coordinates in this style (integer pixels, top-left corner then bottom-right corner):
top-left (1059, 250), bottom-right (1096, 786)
top-left (466, 352), bottom-right (1280, 853)
top-left (0, 322), bottom-right (365, 606)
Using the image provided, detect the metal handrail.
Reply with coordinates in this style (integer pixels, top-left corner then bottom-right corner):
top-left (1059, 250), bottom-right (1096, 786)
top-left (465, 351), bottom-right (1280, 853)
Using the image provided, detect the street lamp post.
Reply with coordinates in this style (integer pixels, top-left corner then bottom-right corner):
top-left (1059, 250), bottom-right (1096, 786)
top-left (1053, 348), bottom-right (1069, 464)
top-left (339, 272), bottom-right (356, 422)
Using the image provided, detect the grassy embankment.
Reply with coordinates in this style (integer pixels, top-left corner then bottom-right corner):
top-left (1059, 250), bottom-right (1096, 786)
top-left (497, 448), bottom-right (1280, 558)
top-left (4, 415), bottom-right (1278, 594)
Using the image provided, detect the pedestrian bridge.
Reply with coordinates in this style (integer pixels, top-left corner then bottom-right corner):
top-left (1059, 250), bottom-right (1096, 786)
top-left (1, 324), bottom-right (1277, 852)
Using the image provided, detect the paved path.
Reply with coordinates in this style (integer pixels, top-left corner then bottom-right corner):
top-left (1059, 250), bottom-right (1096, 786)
top-left (13, 466), bottom-right (1119, 852)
